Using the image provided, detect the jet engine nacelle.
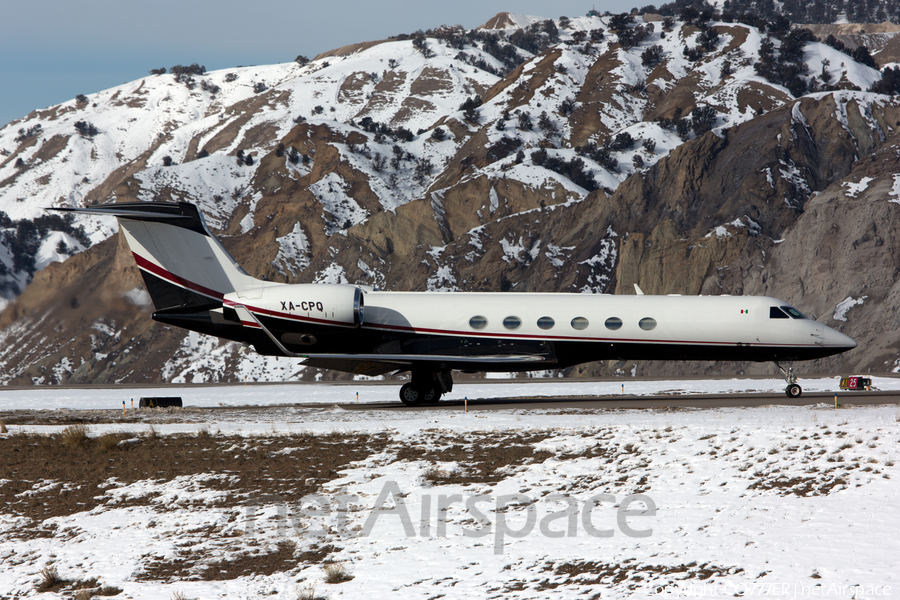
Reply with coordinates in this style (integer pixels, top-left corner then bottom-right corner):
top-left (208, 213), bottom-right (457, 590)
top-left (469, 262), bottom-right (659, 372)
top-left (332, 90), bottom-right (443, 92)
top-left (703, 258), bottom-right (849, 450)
top-left (225, 284), bottom-right (365, 328)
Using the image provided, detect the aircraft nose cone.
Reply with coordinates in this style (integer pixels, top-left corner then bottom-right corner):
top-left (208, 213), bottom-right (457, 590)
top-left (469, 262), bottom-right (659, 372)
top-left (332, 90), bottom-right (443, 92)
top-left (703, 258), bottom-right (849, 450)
top-left (825, 327), bottom-right (857, 350)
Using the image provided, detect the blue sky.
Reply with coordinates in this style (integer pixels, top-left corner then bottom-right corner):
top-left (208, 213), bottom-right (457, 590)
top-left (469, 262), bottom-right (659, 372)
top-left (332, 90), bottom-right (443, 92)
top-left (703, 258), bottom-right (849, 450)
top-left (0, 0), bottom-right (638, 126)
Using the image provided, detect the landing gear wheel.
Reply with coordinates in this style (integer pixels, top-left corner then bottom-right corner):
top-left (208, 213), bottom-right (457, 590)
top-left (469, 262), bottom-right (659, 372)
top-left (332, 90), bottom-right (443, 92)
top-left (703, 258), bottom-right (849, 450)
top-left (421, 386), bottom-right (442, 404)
top-left (399, 383), bottom-right (421, 406)
top-left (398, 383), bottom-right (441, 405)
top-left (786, 383), bottom-right (802, 398)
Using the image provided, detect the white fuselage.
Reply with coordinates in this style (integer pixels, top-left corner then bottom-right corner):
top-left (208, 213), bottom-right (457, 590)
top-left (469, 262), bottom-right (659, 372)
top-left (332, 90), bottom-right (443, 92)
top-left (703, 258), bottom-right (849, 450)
top-left (224, 284), bottom-right (856, 361)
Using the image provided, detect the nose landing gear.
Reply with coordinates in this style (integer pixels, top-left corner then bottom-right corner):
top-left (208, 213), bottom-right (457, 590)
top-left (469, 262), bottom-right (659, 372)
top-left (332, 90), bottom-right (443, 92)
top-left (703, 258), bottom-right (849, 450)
top-left (775, 361), bottom-right (802, 398)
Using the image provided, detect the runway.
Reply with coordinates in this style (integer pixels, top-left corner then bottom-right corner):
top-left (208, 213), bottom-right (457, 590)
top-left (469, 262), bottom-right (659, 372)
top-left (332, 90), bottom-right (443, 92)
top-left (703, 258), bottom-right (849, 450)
top-left (3, 378), bottom-right (899, 425)
top-left (337, 390), bottom-right (900, 411)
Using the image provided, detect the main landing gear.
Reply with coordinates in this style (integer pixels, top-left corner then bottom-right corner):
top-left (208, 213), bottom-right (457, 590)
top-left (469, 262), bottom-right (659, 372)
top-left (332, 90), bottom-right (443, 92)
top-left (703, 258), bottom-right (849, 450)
top-left (775, 361), bottom-right (802, 398)
top-left (399, 370), bottom-right (453, 406)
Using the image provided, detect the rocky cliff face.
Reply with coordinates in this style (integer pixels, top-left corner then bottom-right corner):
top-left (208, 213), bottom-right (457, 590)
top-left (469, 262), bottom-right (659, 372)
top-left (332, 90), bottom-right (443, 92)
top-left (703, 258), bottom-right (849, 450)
top-left (1, 14), bottom-right (898, 384)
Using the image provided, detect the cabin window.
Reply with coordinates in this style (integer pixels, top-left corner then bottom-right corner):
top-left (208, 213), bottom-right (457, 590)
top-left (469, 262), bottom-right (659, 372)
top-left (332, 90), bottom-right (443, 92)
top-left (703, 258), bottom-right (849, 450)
top-left (537, 316), bottom-right (555, 330)
top-left (770, 307), bottom-right (789, 319)
top-left (639, 317), bottom-right (657, 331)
top-left (605, 317), bottom-right (623, 330)
top-left (571, 317), bottom-right (589, 330)
top-left (503, 316), bottom-right (522, 330)
top-left (469, 316), bottom-right (488, 329)
top-left (781, 306), bottom-right (808, 319)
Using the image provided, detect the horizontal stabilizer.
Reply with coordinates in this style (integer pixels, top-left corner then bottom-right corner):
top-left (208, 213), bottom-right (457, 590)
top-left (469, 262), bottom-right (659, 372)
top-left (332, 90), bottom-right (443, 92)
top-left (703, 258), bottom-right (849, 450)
top-left (50, 202), bottom-right (208, 235)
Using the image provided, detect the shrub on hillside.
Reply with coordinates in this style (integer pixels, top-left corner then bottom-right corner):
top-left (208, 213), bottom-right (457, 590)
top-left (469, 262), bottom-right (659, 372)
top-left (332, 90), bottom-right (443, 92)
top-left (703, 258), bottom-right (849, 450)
top-left (575, 141), bottom-right (618, 172)
top-left (412, 35), bottom-right (436, 58)
top-left (170, 64), bottom-right (206, 76)
top-left (608, 13), bottom-right (634, 31)
top-left (14, 124), bottom-right (42, 143)
top-left (516, 112), bottom-right (532, 131)
top-left (531, 149), bottom-right (599, 191)
top-left (691, 105), bottom-right (717, 135)
top-left (617, 24), bottom-right (652, 49)
top-left (200, 79), bottom-right (220, 95)
top-left (74, 121), bottom-right (98, 138)
top-left (870, 66), bottom-right (900, 95)
top-left (608, 132), bottom-right (635, 152)
top-left (538, 111), bottom-right (558, 135)
top-left (413, 157), bottom-right (434, 185)
top-left (460, 95), bottom-right (483, 123)
top-left (697, 27), bottom-right (720, 52)
top-left (642, 44), bottom-right (664, 67)
top-left (684, 46), bottom-right (705, 61)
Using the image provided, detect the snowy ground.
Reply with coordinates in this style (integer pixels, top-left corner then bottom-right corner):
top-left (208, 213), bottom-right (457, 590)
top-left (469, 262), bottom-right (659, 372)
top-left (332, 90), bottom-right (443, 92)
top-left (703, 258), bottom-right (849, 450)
top-left (1, 379), bottom-right (898, 599)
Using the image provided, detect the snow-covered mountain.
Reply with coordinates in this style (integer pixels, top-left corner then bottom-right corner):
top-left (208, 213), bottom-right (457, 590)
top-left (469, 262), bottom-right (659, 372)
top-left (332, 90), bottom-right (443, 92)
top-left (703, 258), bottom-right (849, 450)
top-left (1, 12), bottom-right (898, 384)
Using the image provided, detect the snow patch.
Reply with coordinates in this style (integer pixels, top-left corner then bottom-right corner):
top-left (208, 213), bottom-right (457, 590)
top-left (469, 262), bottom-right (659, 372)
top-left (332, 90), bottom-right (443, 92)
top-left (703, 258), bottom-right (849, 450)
top-left (889, 174), bottom-right (900, 204)
top-left (273, 222), bottom-right (312, 277)
top-left (309, 173), bottom-right (368, 236)
top-left (833, 295), bottom-right (867, 322)
top-left (843, 177), bottom-right (874, 198)
top-left (121, 288), bottom-right (151, 307)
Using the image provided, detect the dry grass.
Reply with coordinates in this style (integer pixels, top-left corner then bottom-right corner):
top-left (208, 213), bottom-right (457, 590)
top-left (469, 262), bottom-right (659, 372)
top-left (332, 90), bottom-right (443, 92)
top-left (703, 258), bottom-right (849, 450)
top-left (2, 431), bottom-right (387, 525)
top-left (61, 424), bottom-right (89, 448)
top-left (296, 583), bottom-right (328, 600)
top-left (97, 433), bottom-right (123, 453)
top-left (0, 419), bottom-right (7, 434)
top-left (423, 465), bottom-right (452, 482)
top-left (396, 431), bottom-right (553, 485)
top-left (324, 562), bottom-right (353, 583)
top-left (37, 565), bottom-right (66, 591)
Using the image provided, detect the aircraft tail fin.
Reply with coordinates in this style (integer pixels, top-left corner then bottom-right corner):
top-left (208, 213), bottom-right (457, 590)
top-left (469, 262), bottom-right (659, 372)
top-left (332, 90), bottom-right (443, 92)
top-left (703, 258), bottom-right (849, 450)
top-left (51, 202), bottom-right (260, 310)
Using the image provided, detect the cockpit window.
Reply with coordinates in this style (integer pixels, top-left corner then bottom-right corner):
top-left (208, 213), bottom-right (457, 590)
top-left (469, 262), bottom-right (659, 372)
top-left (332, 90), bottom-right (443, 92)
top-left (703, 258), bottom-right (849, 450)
top-left (769, 307), bottom-right (789, 319)
top-left (780, 306), bottom-right (807, 319)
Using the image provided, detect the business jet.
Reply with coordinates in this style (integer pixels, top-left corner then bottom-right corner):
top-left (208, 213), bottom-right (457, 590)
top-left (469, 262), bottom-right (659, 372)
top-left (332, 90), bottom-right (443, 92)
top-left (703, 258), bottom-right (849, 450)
top-left (53, 201), bottom-right (857, 403)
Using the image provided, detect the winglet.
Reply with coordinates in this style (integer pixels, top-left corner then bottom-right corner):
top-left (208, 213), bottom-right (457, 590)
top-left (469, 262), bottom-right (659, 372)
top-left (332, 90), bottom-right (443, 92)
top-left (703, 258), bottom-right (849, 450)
top-left (634, 283), bottom-right (645, 295)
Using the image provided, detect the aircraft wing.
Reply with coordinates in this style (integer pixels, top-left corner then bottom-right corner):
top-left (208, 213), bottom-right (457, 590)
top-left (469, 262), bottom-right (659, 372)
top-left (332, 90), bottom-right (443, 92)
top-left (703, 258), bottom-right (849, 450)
top-left (300, 353), bottom-right (550, 376)
top-left (232, 304), bottom-right (554, 374)
top-left (299, 358), bottom-right (402, 377)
